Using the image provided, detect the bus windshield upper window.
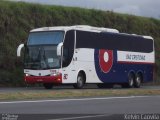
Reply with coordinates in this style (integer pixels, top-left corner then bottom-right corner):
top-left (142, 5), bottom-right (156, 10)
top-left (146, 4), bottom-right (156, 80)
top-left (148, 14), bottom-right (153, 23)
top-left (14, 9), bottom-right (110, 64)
top-left (28, 31), bottom-right (64, 45)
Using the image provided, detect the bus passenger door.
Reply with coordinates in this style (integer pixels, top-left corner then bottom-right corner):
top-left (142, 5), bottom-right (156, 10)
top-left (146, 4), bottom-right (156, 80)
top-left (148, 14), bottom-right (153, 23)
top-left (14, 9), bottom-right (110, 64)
top-left (61, 30), bottom-right (76, 83)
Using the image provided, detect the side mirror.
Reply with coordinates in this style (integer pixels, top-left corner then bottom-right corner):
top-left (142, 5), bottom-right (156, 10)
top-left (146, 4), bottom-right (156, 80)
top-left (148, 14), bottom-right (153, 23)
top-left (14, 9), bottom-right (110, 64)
top-left (57, 42), bottom-right (63, 56)
top-left (17, 44), bottom-right (24, 57)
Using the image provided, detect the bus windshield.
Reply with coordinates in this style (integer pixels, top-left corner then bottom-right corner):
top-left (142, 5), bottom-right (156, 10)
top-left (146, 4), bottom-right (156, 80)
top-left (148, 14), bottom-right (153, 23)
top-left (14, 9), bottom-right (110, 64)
top-left (24, 31), bottom-right (64, 70)
top-left (28, 31), bottom-right (64, 45)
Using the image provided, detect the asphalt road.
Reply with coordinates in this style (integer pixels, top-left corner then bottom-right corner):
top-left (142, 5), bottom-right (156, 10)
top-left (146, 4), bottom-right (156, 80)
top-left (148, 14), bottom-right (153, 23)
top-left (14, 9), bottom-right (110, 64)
top-left (0, 86), bottom-right (160, 120)
top-left (0, 84), bottom-right (160, 93)
top-left (0, 96), bottom-right (160, 120)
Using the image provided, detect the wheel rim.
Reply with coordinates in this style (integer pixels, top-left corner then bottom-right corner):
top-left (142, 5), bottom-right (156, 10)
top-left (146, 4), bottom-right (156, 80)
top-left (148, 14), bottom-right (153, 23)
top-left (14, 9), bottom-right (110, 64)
top-left (136, 76), bottom-right (141, 86)
top-left (129, 74), bottom-right (134, 87)
top-left (129, 78), bottom-right (134, 87)
top-left (78, 76), bottom-right (83, 87)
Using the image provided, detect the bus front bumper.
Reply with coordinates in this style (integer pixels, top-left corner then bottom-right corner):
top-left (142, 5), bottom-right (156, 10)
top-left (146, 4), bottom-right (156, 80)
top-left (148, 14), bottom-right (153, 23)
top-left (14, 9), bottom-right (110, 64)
top-left (24, 75), bottom-right (62, 84)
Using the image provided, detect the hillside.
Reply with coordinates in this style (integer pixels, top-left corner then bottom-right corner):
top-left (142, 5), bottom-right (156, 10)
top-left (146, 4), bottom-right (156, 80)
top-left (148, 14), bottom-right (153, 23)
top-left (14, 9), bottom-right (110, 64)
top-left (0, 1), bottom-right (160, 86)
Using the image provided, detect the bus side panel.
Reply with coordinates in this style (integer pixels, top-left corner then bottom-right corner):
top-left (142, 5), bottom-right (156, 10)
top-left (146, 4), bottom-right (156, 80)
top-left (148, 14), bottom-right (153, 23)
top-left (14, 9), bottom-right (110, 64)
top-left (62, 48), bottom-right (101, 84)
top-left (75, 48), bottom-right (103, 83)
top-left (94, 49), bottom-right (154, 84)
top-left (117, 50), bottom-right (154, 83)
top-left (62, 48), bottom-right (154, 84)
top-left (115, 63), bottom-right (154, 83)
top-left (94, 49), bottom-right (127, 83)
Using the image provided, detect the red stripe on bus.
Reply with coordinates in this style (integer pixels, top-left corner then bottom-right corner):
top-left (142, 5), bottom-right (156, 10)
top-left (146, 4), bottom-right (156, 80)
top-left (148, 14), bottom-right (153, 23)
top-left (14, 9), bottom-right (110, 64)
top-left (24, 75), bottom-right (62, 84)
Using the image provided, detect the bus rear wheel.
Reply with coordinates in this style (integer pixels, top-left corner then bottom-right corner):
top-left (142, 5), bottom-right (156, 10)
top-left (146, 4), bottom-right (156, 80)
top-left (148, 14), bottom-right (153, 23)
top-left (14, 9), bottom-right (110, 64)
top-left (134, 74), bottom-right (142, 88)
top-left (122, 73), bottom-right (134, 88)
top-left (43, 83), bottom-right (53, 89)
top-left (73, 73), bottom-right (85, 89)
top-left (127, 73), bottom-right (135, 88)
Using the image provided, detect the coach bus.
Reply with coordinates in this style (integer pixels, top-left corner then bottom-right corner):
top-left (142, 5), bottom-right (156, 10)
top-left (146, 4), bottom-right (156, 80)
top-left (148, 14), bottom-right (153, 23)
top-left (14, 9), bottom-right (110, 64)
top-left (17, 25), bottom-right (155, 89)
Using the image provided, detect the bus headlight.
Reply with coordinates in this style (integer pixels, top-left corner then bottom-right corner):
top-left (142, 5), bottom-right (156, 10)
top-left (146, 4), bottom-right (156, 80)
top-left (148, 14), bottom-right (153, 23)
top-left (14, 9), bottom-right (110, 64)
top-left (52, 72), bottom-right (61, 76)
top-left (25, 74), bottom-right (30, 76)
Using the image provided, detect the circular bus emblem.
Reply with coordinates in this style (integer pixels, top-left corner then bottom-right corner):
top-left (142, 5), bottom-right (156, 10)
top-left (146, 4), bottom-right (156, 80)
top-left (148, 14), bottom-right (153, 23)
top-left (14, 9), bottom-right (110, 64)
top-left (99, 50), bottom-right (113, 73)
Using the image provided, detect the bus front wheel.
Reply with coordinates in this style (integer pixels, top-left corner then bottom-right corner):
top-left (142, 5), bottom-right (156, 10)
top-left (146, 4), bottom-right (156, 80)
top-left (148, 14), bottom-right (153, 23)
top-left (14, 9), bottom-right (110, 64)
top-left (73, 73), bottom-right (85, 89)
top-left (43, 83), bottom-right (53, 89)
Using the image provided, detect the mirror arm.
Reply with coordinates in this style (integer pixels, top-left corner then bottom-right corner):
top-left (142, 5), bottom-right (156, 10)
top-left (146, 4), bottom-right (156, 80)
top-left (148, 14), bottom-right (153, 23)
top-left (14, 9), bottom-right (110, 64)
top-left (17, 44), bottom-right (24, 57)
top-left (57, 42), bottom-right (63, 56)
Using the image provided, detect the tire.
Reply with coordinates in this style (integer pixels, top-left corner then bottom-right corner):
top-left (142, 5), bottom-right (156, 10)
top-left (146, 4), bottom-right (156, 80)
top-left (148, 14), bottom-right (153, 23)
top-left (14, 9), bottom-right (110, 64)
top-left (128, 73), bottom-right (134, 88)
top-left (73, 73), bottom-right (85, 89)
top-left (43, 83), bottom-right (53, 89)
top-left (122, 73), bottom-right (134, 88)
top-left (134, 74), bottom-right (142, 88)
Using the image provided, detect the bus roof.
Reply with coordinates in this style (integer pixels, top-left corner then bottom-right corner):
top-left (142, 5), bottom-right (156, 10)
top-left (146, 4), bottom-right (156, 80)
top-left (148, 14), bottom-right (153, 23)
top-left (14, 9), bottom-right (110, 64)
top-left (30, 25), bottom-right (153, 40)
top-left (30, 25), bottom-right (119, 33)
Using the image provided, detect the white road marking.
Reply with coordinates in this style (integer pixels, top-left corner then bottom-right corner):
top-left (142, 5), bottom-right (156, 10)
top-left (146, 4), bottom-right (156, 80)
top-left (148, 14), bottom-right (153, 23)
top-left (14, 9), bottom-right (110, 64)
top-left (48, 114), bottom-right (108, 120)
top-left (0, 96), bottom-right (156, 104)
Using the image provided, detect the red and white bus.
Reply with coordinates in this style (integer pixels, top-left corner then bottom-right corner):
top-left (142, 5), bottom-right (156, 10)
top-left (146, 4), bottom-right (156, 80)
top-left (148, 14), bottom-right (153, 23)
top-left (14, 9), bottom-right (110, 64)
top-left (17, 25), bottom-right (155, 89)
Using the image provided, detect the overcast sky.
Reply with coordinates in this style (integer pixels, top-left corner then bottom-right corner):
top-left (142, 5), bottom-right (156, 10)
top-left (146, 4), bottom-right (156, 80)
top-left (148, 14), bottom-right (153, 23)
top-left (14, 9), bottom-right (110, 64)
top-left (11, 0), bottom-right (160, 19)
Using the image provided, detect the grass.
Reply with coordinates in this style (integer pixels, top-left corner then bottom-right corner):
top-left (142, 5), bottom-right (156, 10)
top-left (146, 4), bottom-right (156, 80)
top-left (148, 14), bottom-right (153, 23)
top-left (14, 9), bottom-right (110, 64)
top-left (0, 89), bottom-right (160, 101)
